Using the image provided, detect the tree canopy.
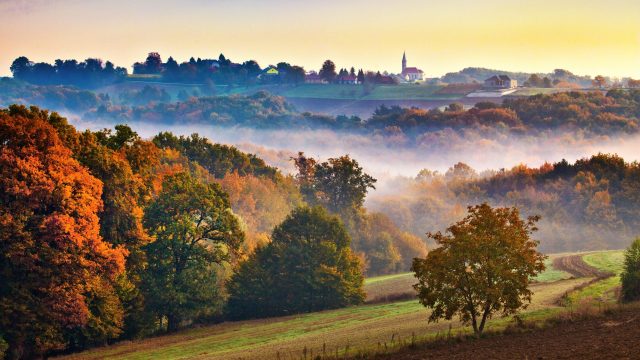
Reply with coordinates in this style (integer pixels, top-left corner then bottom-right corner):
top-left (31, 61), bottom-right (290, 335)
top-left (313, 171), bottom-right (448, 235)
top-left (0, 107), bottom-right (126, 357)
top-left (621, 238), bottom-right (640, 303)
top-left (412, 203), bottom-right (545, 335)
top-left (142, 172), bottom-right (245, 331)
top-left (226, 206), bottom-right (365, 319)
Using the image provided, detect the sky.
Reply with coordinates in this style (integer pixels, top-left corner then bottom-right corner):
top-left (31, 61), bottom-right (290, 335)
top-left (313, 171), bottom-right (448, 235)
top-left (0, 0), bottom-right (639, 78)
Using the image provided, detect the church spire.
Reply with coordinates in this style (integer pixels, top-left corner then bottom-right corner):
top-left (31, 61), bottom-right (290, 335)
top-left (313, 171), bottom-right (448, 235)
top-left (402, 51), bottom-right (407, 73)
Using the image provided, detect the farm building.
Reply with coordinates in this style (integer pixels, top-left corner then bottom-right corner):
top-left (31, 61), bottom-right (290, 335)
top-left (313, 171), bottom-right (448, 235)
top-left (484, 75), bottom-right (518, 89)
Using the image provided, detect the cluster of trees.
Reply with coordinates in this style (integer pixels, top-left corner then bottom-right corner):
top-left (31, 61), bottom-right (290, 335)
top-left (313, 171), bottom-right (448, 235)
top-left (9, 56), bottom-right (127, 88)
top-left (0, 77), bottom-right (105, 112)
top-left (318, 60), bottom-right (397, 85)
top-left (370, 154), bottom-right (640, 253)
top-left (367, 90), bottom-right (640, 138)
top-left (441, 67), bottom-right (596, 87)
top-left (523, 74), bottom-right (553, 88)
top-left (133, 52), bottom-right (306, 86)
top-left (0, 105), bottom-right (428, 358)
top-left (292, 153), bottom-right (428, 275)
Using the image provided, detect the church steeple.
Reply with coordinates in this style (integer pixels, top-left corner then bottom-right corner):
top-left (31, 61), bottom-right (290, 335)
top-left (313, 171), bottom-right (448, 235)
top-left (402, 51), bottom-right (407, 73)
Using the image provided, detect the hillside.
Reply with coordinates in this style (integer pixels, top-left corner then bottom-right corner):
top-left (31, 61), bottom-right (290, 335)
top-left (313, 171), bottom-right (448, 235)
top-left (54, 251), bottom-right (621, 360)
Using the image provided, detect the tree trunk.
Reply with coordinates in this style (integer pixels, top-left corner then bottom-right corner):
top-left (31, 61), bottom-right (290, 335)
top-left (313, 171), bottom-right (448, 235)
top-left (167, 313), bottom-right (180, 333)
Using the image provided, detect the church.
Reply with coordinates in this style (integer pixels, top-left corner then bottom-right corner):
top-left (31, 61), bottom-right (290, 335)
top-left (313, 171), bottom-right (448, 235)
top-left (401, 52), bottom-right (424, 82)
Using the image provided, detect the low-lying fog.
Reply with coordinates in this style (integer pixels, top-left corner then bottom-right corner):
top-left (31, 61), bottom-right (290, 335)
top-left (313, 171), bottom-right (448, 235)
top-left (70, 117), bottom-right (640, 197)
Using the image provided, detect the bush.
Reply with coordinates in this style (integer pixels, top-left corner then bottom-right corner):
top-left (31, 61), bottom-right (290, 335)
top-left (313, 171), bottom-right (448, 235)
top-left (621, 238), bottom-right (640, 302)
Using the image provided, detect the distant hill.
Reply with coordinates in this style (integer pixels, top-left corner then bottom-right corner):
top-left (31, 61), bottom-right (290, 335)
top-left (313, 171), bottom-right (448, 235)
top-left (441, 67), bottom-right (595, 87)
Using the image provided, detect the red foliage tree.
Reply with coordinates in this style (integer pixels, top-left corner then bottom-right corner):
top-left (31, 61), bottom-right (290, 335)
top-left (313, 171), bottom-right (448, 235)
top-left (0, 107), bottom-right (126, 358)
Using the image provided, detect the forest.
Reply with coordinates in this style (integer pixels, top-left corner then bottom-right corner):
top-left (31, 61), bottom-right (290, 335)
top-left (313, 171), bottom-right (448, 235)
top-left (369, 153), bottom-right (640, 253)
top-left (0, 105), bottom-right (426, 358)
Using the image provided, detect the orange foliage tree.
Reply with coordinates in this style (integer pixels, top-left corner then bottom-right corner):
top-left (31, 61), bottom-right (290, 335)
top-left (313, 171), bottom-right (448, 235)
top-left (0, 107), bottom-right (127, 358)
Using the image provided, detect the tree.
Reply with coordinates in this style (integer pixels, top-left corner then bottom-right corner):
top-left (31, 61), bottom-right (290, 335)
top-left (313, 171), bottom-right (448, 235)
top-left (627, 79), bottom-right (640, 88)
top-left (412, 203), bottom-right (545, 335)
top-left (292, 153), bottom-right (376, 217)
top-left (144, 52), bottom-right (163, 74)
top-left (319, 60), bottom-right (337, 83)
top-left (0, 106), bottom-right (126, 357)
top-left (592, 75), bottom-right (607, 88)
top-left (621, 238), bottom-right (640, 302)
top-left (142, 172), bottom-right (244, 332)
top-left (226, 206), bottom-right (365, 319)
top-left (357, 69), bottom-right (365, 84)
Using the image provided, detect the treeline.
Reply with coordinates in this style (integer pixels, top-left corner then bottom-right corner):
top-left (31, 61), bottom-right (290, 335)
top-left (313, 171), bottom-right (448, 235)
top-left (369, 154), bottom-right (640, 253)
top-left (441, 67), bottom-right (597, 87)
top-left (0, 105), bottom-right (424, 358)
top-left (9, 57), bottom-right (127, 89)
top-left (4, 76), bottom-right (639, 136)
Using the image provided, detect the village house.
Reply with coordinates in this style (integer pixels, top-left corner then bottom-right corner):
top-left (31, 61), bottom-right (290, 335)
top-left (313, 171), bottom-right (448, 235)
top-left (484, 75), bottom-right (518, 89)
top-left (305, 71), bottom-right (326, 84)
top-left (335, 74), bottom-right (358, 85)
top-left (401, 52), bottom-right (424, 81)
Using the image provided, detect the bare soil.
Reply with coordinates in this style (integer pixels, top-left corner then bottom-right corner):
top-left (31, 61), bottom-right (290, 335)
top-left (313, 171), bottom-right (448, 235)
top-left (553, 255), bottom-right (612, 278)
top-left (373, 306), bottom-right (640, 360)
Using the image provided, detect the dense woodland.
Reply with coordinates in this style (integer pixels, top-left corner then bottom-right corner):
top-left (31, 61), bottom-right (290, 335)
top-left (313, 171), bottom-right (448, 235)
top-left (369, 154), bottom-right (640, 253)
top-left (0, 105), bottom-right (425, 358)
top-left (2, 76), bottom-right (640, 138)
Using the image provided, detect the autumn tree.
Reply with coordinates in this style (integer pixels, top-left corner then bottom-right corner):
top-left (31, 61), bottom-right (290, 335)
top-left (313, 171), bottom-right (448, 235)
top-left (621, 238), bottom-right (640, 302)
top-left (226, 206), bottom-right (365, 319)
top-left (592, 75), bottom-right (607, 88)
top-left (142, 172), bottom-right (244, 332)
top-left (412, 203), bottom-right (545, 335)
top-left (0, 107), bottom-right (126, 357)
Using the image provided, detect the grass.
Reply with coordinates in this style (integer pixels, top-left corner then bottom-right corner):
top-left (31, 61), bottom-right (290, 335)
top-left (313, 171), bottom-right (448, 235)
top-left (533, 256), bottom-right (572, 283)
top-left (564, 250), bottom-right (625, 306)
top-left (582, 250), bottom-right (625, 275)
top-left (59, 278), bottom-right (590, 360)
top-left (57, 251), bottom-right (624, 360)
top-left (278, 84), bottom-right (458, 100)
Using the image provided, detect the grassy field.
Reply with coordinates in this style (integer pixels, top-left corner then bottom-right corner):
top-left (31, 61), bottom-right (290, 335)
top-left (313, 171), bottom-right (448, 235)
top-left (277, 84), bottom-right (454, 100)
top-left (59, 278), bottom-right (588, 360)
top-left (58, 251), bottom-right (615, 360)
top-left (567, 250), bottom-right (625, 305)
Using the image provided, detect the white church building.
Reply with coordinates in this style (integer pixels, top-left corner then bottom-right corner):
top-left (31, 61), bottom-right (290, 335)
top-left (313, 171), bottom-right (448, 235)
top-left (401, 52), bottom-right (424, 82)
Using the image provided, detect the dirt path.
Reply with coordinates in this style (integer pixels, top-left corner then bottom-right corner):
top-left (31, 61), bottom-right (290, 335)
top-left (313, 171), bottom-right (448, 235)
top-left (373, 306), bottom-right (640, 360)
top-left (552, 254), bottom-right (611, 278)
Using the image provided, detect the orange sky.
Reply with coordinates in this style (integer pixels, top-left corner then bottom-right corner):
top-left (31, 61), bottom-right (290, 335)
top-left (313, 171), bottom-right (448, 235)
top-left (0, 0), bottom-right (638, 78)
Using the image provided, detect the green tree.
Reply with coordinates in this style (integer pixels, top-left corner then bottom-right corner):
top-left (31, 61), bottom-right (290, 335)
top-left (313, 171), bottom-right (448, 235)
top-left (142, 172), bottom-right (244, 332)
top-left (292, 153), bottom-right (376, 217)
top-left (412, 203), bottom-right (545, 335)
top-left (226, 206), bottom-right (365, 319)
top-left (621, 238), bottom-right (640, 302)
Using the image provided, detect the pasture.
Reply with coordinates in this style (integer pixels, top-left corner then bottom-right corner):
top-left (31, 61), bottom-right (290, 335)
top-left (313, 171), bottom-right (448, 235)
top-left (58, 251), bottom-right (621, 360)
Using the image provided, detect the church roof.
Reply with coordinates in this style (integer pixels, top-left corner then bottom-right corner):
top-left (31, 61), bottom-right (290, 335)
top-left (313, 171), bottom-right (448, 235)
top-left (403, 67), bottom-right (423, 74)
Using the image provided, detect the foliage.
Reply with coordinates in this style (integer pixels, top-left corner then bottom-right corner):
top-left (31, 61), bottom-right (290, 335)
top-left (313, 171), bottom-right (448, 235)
top-left (142, 172), bottom-right (245, 331)
top-left (371, 154), bottom-right (640, 253)
top-left (621, 239), bottom-right (640, 302)
top-left (412, 203), bottom-right (545, 335)
top-left (118, 85), bottom-right (171, 105)
top-left (292, 153), bottom-right (376, 217)
top-left (0, 107), bottom-right (126, 357)
top-left (226, 206), bottom-right (365, 319)
top-left (153, 131), bottom-right (278, 181)
top-left (10, 56), bottom-right (127, 88)
top-left (0, 77), bottom-right (103, 112)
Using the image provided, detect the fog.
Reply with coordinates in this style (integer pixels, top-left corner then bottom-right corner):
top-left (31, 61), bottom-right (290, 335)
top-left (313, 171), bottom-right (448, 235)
top-left (70, 116), bottom-right (640, 193)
